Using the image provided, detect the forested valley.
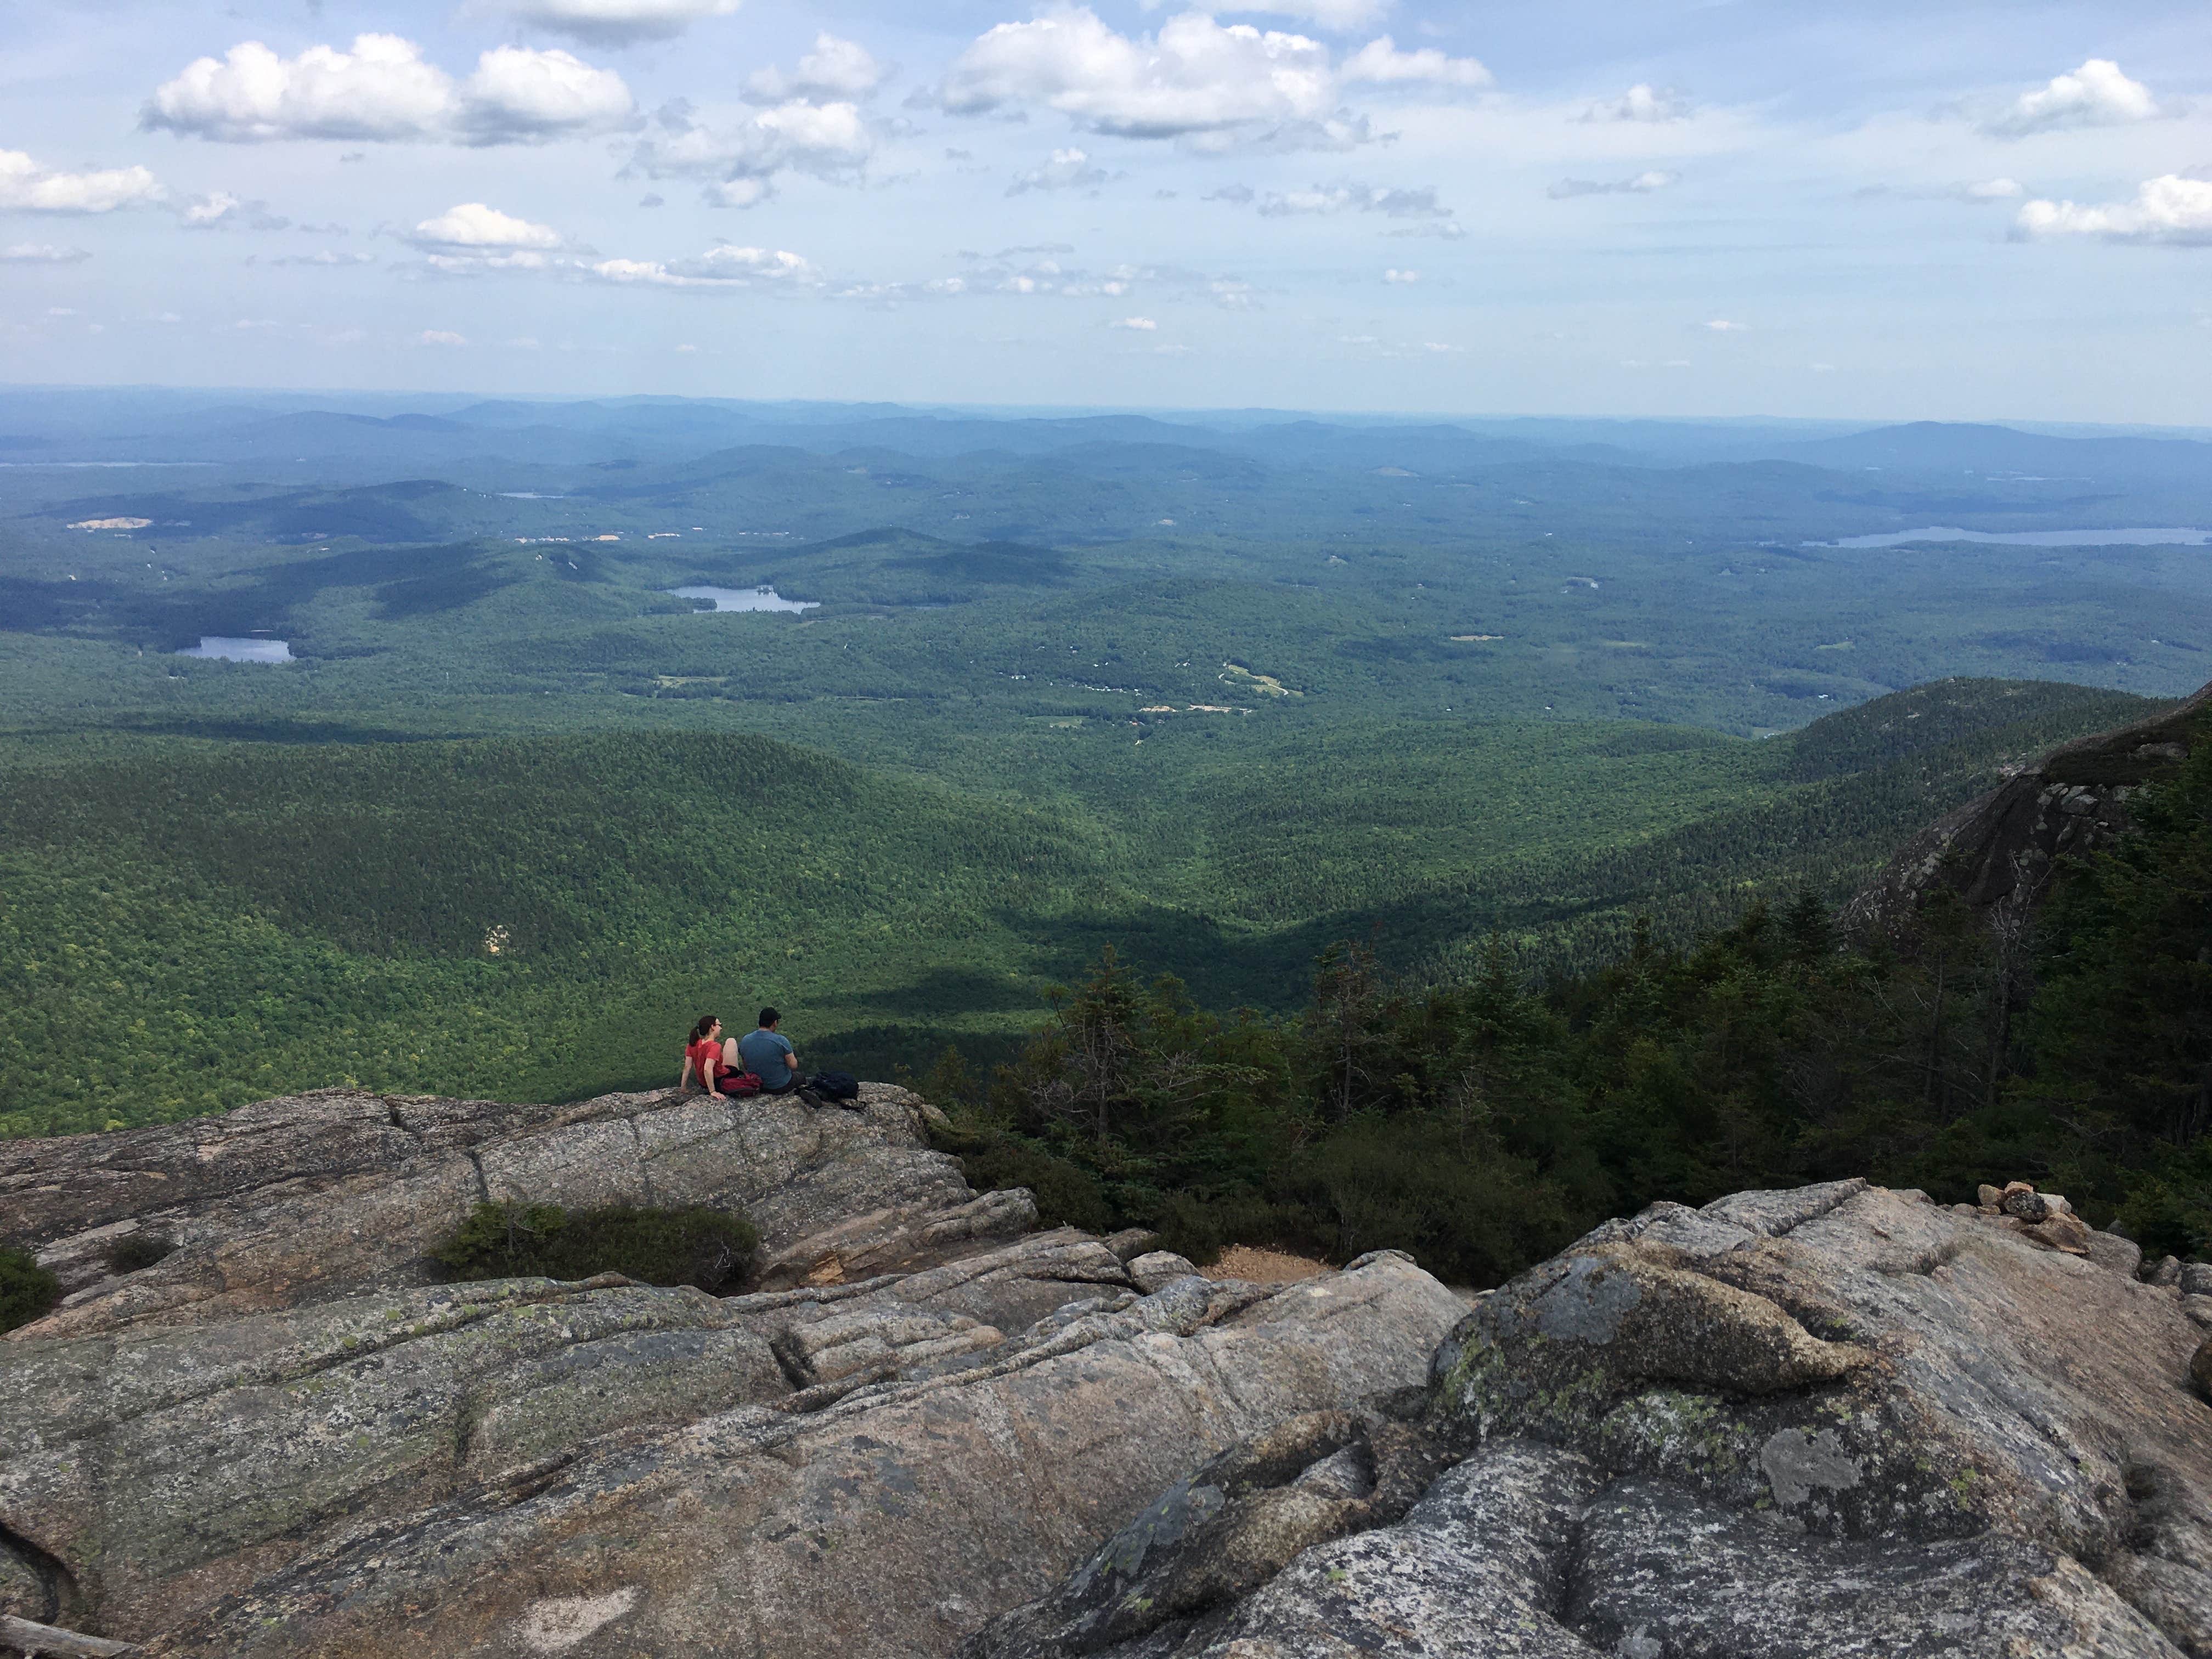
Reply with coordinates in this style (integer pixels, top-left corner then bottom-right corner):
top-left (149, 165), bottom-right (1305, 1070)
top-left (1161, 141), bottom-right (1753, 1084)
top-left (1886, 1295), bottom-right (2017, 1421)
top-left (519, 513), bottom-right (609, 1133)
top-left (4, 389), bottom-right (2209, 1282)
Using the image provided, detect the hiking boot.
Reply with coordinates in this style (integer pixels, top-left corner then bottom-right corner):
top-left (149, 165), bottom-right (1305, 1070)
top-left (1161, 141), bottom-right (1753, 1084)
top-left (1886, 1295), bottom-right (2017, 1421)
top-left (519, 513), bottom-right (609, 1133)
top-left (797, 1086), bottom-right (825, 1109)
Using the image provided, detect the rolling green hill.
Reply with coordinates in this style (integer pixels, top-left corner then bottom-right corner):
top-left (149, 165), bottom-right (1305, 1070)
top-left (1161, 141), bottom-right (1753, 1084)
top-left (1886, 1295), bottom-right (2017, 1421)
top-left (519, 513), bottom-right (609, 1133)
top-left (0, 678), bottom-right (2158, 1141)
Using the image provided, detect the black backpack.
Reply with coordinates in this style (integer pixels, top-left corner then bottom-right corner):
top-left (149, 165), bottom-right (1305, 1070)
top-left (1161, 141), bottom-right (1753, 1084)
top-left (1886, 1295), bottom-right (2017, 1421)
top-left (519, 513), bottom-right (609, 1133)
top-left (811, 1069), bottom-right (860, 1102)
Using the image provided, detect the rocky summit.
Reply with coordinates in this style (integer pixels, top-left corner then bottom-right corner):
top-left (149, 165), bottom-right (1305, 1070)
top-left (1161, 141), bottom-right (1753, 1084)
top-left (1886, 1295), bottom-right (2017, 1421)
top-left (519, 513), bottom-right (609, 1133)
top-left (4, 1094), bottom-right (2211, 1657)
top-left (968, 1178), bottom-right (2212, 1659)
top-left (1, 1085), bottom-right (1462, 1656)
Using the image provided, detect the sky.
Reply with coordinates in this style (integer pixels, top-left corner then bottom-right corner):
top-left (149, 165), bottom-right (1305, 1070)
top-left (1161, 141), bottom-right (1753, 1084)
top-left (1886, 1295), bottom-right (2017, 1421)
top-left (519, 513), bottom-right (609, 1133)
top-left (4, 0), bottom-right (2210, 421)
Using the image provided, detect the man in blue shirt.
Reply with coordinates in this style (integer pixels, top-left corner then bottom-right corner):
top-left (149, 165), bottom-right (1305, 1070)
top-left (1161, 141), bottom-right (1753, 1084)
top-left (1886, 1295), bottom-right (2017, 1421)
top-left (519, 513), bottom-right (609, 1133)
top-left (738, 1008), bottom-right (820, 1106)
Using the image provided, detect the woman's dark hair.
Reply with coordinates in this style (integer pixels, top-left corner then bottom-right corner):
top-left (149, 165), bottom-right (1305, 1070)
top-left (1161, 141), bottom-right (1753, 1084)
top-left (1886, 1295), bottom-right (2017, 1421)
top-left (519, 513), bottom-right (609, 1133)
top-left (692, 1015), bottom-right (720, 1043)
top-left (758, 1008), bottom-right (780, 1029)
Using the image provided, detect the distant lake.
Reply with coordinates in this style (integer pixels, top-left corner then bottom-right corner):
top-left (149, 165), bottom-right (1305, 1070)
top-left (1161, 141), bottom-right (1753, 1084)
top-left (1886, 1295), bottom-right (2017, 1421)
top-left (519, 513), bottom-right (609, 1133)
top-left (1812, 527), bottom-right (2212, 549)
top-left (668, 585), bottom-right (820, 613)
top-left (178, 637), bottom-right (294, 662)
top-left (499, 492), bottom-right (568, 499)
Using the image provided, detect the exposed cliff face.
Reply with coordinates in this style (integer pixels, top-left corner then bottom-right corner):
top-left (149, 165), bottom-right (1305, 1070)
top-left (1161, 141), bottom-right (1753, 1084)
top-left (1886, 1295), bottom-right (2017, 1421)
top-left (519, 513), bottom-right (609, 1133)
top-left (968, 1181), bottom-right (2212, 1659)
top-left (1846, 678), bottom-right (2209, 935)
top-left (0, 1086), bottom-right (1465, 1655)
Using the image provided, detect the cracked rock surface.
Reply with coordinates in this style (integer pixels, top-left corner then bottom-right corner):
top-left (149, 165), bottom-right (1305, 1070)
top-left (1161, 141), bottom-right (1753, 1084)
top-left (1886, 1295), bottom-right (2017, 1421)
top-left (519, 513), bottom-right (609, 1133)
top-left (967, 1180), bottom-right (2212, 1659)
top-left (2, 1083), bottom-right (1025, 1338)
top-left (0, 1089), bottom-right (1466, 1656)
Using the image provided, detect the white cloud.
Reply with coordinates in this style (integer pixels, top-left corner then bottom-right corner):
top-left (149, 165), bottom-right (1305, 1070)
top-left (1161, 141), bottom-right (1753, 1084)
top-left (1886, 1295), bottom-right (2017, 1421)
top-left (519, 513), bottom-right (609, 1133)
top-left (949, 248), bottom-right (1154, 300)
top-left (744, 35), bottom-right (885, 105)
top-left (1579, 83), bottom-right (1690, 123)
top-left (631, 98), bottom-right (873, 205)
top-left (183, 191), bottom-right (241, 227)
top-left (406, 202), bottom-right (565, 273)
top-left (494, 0), bottom-right (741, 46)
top-left (1216, 178), bottom-right (1452, 218)
top-left (142, 36), bottom-right (635, 145)
top-left (1547, 170), bottom-right (1676, 199)
top-left (0, 149), bottom-right (163, 213)
top-left (2016, 174), bottom-right (2212, 245)
top-left (2, 242), bottom-right (91, 262)
top-left (1703, 318), bottom-right (1746, 331)
top-left (1383, 266), bottom-right (1418, 283)
top-left (1007, 147), bottom-right (1110, 195)
top-left (938, 9), bottom-right (1335, 141)
top-left (269, 249), bottom-right (376, 266)
top-left (1112, 315), bottom-right (1159, 329)
top-left (464, 46), bottom-right (635, 141)
top-left (1979, 59), bottom-right (2158, 138)
top-left (415, 329), bottom-right (468, 345)
top-left (413, 202), bottom-right (563, 249)
top-left (587, 244), bottom-right (821, 287)
top-left (1339, 37), bottom-right (1488, 89)
top-left (180, 191), bottom-right (293, 230)
top-left (1206, 0), bottom-right (1390, 27)
top-left (1963, 177), bottom-right (2023, 200)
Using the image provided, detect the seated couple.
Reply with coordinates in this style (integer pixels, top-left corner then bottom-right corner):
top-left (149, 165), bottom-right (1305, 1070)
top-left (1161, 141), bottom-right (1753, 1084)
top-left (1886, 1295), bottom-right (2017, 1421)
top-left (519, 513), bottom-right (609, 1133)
top-left (681, 1008), bottom-right (827, 1107)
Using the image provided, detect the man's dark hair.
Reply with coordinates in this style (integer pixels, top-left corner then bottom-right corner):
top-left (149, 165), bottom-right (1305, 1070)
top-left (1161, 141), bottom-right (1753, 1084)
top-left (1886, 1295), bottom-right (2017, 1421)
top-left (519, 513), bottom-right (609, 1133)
top-left (758, 1008), bottom-right (780, 1029)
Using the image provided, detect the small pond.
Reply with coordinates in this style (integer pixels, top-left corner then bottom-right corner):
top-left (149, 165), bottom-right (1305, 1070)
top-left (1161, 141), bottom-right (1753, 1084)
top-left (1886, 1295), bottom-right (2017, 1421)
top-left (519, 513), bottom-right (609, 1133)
top-left (667, 585), bottom-right (820, 614)
top-left (177, 637), bottom-right (294, 662)
top-left (1810, 527), bottom-right (2212, 549)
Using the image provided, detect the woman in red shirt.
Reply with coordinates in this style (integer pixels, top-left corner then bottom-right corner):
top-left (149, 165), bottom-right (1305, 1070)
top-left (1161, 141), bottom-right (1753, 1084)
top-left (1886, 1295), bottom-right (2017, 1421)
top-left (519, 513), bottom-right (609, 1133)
top-left (680, 1015), bottom-right (734, 1094)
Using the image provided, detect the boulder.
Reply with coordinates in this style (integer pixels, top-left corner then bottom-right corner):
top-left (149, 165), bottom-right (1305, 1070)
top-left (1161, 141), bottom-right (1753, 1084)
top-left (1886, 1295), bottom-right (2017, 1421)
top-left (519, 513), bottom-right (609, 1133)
top-left (2149, 1256), bottom-right (2185, 1288)
top-left (1127, 1251), bottom-right (1201, 1294)
top-left (2090, 1229), bottom-right (2147, 1279)
top-left (3, 1084), bottom-right (1022, 1340)
top-left (2181, 1263), bottom-right (2212, 1298)
top-left (971, 1181), bottom-right (2212, 1659)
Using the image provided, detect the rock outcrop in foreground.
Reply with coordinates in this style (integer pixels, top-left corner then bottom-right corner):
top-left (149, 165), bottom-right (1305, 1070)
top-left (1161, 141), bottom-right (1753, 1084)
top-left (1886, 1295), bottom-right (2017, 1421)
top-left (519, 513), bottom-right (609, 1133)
top-left (10, 1089), bottom-right (2211, 1658)
top-left (1, 1086), bottom-right (1464, 1656)
top-left (1, 1082), bottom-right (1037, 1339)
top-left (969, 1179), bottom-right (2212, 1659)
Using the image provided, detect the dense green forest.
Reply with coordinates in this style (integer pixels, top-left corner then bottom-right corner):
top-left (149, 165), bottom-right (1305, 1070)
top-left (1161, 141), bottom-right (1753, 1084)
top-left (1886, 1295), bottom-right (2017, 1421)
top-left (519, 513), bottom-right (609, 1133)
top-left (4, 396), bottom-right (2207, 1278)
top-left (0, 680), bottom-right (2157, 1141)
top-left (928, 727), bottom-right (2212, 1281)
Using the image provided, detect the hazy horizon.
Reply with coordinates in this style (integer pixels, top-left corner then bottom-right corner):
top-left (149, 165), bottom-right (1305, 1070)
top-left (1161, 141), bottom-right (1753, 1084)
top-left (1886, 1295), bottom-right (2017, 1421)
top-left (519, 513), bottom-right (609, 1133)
top-left (6, 381), bottom-right (2212, 443)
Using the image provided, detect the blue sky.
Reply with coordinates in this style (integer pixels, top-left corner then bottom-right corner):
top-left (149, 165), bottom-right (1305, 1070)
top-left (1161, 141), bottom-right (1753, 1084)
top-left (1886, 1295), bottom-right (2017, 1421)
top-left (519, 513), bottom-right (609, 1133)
top-left (4, 0), bottom-right (2209, 420)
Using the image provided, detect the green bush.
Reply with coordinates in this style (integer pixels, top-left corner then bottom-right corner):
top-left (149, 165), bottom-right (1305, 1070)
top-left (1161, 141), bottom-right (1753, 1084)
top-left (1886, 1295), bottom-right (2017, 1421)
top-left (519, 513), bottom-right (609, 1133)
top-left (1, 1246), bottom-right (60, 1334)
top-left (927, 1115), bottom-right (1116, 1234)
top-left (108, 1233), bottom-right (175, 1274)
top-left (431, 1201), bottom-right (759, 1293)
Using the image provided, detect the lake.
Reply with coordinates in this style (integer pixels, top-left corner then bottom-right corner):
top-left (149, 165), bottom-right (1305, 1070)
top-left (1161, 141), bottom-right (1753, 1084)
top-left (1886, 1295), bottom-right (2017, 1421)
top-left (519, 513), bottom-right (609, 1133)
top-left (178, 637), bottom-right (294, 662)
top-left (1812, 527), bottom-right (2212, 549)
top-left (667, 586), bottom-right (820, 613)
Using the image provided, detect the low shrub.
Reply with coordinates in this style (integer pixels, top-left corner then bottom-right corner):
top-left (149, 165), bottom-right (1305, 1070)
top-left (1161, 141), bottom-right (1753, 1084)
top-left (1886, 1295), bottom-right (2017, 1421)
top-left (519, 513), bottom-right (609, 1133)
top-left (926, 1115), bottom-right (1116, 1234)
top-left (108, 1233), bottom-right (176, 1274)
top-left (431, 1201), bottom-right (759, 1293)
top-left (1, 1246), bottom-right (60, 1334)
